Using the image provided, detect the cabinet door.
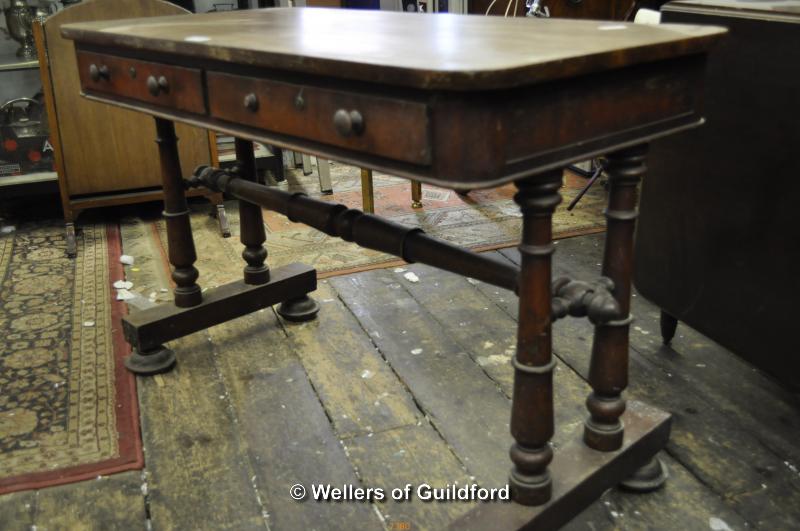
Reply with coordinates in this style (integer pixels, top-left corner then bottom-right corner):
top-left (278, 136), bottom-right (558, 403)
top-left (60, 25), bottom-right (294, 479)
top-left (43, 0), bottom-right (212, 196)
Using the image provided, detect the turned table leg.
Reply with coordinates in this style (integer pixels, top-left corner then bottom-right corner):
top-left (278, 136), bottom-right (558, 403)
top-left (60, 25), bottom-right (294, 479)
top-left (584, 144), bottom-right (646, 451)
top-left (125, 117), bottom-right (202, 374)
top-left (509, 170), bottom-right (562, 506)
top-left (157, 118), bottom-right (202, 308)
top-left (235, 138), bottom-right (270, 285)
top-left (583, 143), bottom-right (667, 489)
top-left (275, 151), bottom-right (320, 322)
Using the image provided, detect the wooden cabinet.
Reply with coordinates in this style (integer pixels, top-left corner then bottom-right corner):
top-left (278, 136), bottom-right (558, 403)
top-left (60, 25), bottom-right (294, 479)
top-left (634, 0), bottom-right (800, 390)
top-left (35, 0), bottom-right (226, 255)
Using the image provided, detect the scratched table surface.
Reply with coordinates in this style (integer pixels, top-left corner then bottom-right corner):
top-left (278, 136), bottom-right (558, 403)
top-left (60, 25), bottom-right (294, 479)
top-left (60, 7), bottom-right (724, 90)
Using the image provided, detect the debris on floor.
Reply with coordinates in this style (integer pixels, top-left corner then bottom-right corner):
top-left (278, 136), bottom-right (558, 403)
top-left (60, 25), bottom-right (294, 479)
top-left (709, 517), bottom-right (733, 531)
top-left (116, 289), bottom-right (136, 301)
top-left (477, 354), bottom-right (510, 367)
top-left (403, 272), bottom-right (420, 283)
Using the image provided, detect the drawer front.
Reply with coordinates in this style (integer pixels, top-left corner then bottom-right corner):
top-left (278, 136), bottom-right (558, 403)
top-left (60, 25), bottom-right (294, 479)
top-left (207, 72), bottom-right (431, 166)
top-left (76, 51), bottom-right (205, 114)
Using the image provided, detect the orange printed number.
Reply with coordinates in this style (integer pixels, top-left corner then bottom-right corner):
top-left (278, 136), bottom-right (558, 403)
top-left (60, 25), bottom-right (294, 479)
top-left (390, 522), bottom-right (411, 530)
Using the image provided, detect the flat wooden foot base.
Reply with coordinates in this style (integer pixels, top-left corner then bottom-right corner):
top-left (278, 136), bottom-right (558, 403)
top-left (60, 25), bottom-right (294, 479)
top-left (277, 295), bottom-right (320, 322)
top-left (124, 345), bottom-right (176, 375)
top-left (451, 401), bottom-right (671, 531)
top-left (122, 262), bottom-right (316, 353)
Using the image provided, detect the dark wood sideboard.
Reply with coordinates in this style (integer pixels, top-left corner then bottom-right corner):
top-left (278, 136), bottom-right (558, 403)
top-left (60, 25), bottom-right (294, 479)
top-left (634, 0), bottom-right (800, 390)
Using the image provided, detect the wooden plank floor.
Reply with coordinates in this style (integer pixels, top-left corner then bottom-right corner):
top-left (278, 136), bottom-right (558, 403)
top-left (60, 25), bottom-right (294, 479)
top-left (2, 218), bottom-right (798, 530)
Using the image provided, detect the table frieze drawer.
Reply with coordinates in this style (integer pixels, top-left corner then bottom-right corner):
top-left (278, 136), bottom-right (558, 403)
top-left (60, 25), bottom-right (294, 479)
top-left (76, 51), bottom-right (206, 114)
top-left (206, 71), bottom-right (431, 166)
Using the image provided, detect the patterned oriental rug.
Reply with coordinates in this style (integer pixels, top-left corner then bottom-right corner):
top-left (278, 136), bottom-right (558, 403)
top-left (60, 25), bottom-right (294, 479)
top-left (0, 223), bottom-right (142, 494)
top-left (151, 163), bottom-right (607, 280)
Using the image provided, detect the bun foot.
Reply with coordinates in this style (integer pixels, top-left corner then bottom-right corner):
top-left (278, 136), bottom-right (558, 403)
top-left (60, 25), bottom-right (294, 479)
top-left (620, 456), bottom-right (668, 493)
top-left (124, 345), bottom-right (177, 375)
top-left (277, 295), bottom-right (320, 322)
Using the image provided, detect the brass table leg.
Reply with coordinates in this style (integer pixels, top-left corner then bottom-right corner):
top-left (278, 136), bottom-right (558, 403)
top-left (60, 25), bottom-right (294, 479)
top-left (509, 169), bottom-right (563, 506)
top-left (411, 180), bottom-right (423, 209)
top-left (360, 168), bottom-right (375, 213)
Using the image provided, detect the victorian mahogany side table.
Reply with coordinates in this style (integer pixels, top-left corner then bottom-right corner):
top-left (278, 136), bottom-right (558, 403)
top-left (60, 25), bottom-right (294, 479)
top-left (62, 9), bottom-right (724, 529)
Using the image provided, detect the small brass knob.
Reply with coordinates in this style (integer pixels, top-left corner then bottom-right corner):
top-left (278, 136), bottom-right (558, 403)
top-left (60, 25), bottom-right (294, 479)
top-left (89, 64), bottom-right (109, 82)
top-left (333, 109), bottom-right (364, 137)
top-left (243, 93), bottom-right (259, 112)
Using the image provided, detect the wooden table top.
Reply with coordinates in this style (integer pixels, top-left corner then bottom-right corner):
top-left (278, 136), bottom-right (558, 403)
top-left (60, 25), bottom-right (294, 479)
top-left (61, 8), bottom-right (724, 91)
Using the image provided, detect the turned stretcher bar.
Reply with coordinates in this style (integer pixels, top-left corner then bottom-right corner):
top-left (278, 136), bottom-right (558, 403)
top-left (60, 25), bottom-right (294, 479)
top-left (191, 165), bottom-right (521, 293)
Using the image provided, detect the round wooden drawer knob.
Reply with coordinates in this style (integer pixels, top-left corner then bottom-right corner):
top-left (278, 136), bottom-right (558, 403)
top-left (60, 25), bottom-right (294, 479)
top-left (89, 64), bottom-right (109, 82)
top-left (243, 93), bottom-right (259, 112)
top-left (147, 75), bottom-right (170, 96)
top-left (333, 109), bottom-right (364, 137)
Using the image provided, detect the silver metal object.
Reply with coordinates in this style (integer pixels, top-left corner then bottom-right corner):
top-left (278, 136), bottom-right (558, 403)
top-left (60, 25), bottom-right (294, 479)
top-left (1, 97), bottom-right (46, 139)
top-left (525, 0), bottom-right (550, 18)
top-left (216, 204), bottom-right (231, 238)
top-left (316, 158), bottom-right (333, 195)
top-left (301, 153), bottom-right (312, 176)
top-left (3, 0), bottom-right (37, 59)
top-left (65, 222), bottom-right (77, 258)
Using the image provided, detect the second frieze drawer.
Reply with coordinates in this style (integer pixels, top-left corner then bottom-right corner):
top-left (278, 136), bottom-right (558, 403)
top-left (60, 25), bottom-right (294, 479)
top-left (206, 71), bottom-right (432, 166)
